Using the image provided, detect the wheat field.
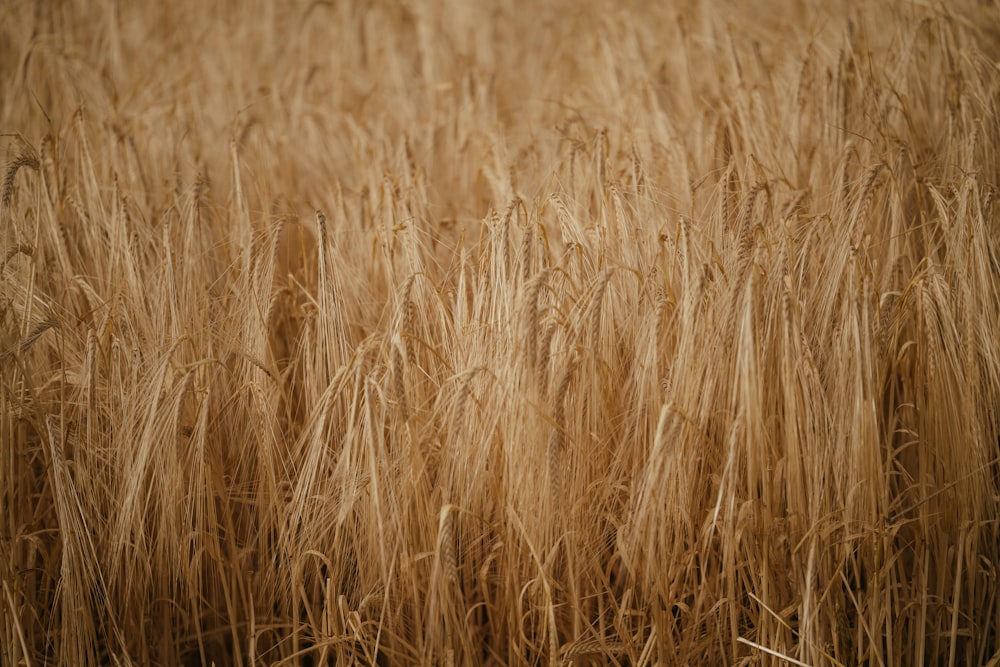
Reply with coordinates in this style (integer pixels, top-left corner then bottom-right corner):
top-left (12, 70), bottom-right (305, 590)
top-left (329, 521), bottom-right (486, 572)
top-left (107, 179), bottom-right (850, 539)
top-left (2, 0), bottom-right (1000, 665)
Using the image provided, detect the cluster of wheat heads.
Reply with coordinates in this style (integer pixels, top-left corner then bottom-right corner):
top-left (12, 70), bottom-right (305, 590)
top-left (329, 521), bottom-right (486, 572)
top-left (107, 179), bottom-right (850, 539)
top-left (3, 0), bottom-right (1000, 665)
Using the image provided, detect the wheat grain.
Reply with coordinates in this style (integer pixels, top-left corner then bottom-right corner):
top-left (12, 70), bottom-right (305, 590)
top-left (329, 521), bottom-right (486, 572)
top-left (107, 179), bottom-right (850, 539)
top-left (525, 269), bottom-right (549, 369)
top-left (589, 270), bottom-right (610, 347)
top-left (537, 322), bottom-right (556, 396)
top-left (403, 276), bottom-right (417, 364)
top-left (546, 427), bottom-right (563, 510)
top-left (560, 636), bottom-right (628, 658)
top-left (548, 355), bottom-right (578, 509)
top-left (0, 318), bottom-right (58, 364)
top-left (439, 505), bottom-right (458, 586)
top-left (393, 338), bottom-right (408, 422)
top-left (3, 155), bottom-right (39, 209)
top-left (1, 244), bottom-right (33, 273)
top-left (853, 163), bottom-right (884, 234)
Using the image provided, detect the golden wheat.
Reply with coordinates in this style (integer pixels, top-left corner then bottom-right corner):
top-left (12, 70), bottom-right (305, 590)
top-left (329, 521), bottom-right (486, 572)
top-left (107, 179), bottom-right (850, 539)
top-left (2, 0), bottom-right (1000, 665)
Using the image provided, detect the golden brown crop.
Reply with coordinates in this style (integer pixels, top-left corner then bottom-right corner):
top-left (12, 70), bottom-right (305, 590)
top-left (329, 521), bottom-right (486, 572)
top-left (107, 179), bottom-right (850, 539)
top-left (2, 1), bottom-right (999, 664)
